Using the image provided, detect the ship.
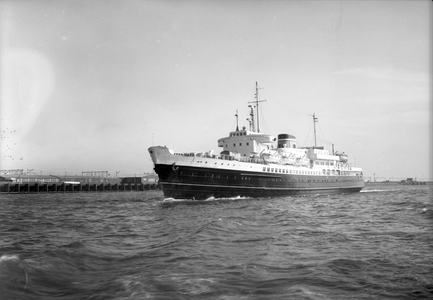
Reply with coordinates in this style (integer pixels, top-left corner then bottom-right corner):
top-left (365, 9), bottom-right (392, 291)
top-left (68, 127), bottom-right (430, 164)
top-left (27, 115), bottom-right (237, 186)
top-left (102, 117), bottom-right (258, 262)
top-left (149, 82), bottom-right (364, 200)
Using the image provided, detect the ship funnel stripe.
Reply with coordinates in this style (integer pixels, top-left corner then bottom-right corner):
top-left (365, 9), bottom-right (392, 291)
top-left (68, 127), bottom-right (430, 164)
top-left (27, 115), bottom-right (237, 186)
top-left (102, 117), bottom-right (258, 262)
top-left (278, 134), bottom-right (296, 140)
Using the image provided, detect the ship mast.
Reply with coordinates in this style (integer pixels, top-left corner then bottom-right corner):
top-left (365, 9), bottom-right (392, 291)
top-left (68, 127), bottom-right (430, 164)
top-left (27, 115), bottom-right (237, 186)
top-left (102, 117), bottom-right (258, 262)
top-left (248, 82), bottom-right (266, 133)
top-left (235, 109), bottom-right (239, 131)
top-left (311, 113), bottom-right (318, 147)
top-left (247, 105), bottom-right (255, 131)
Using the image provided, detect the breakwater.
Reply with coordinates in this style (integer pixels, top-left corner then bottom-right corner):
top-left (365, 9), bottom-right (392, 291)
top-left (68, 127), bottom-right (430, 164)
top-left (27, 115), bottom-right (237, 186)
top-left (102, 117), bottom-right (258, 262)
top-left (0, 182), bottom-right (159, 194)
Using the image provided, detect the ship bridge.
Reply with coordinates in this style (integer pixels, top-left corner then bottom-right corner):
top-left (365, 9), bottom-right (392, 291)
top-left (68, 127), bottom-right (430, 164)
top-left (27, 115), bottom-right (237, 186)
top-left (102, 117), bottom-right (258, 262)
top-left (218, 128), bottom-right (276, 156)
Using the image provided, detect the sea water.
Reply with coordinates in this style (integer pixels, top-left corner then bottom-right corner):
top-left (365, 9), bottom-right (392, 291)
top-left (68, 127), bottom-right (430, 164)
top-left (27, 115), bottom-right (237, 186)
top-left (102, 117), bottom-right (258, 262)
top-left (1, 184), bottom-right (432, 299)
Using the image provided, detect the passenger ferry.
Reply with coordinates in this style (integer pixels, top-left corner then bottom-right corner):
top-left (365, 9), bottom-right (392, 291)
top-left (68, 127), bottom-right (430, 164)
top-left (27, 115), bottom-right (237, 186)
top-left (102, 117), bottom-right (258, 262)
top-left (149, 83), bottom-right (364, 200)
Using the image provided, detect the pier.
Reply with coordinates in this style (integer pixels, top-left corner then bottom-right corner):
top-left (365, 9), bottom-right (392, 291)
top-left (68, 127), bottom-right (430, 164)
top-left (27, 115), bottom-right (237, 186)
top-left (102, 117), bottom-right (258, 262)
top-left (0, 182), bottom-right (159, 194)
top-left (0, 171), bottom-right (160, 194)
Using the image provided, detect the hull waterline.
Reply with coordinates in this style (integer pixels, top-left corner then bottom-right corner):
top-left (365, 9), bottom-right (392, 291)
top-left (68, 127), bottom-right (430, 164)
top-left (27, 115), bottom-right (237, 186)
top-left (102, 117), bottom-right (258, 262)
top-left (153, 162), bottom-right (364, 200)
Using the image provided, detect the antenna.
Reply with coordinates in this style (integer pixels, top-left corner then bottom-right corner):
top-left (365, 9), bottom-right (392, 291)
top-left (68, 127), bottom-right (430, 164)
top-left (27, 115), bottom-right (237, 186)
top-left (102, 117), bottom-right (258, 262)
top-left (248, 82), bottom-right (266, 133)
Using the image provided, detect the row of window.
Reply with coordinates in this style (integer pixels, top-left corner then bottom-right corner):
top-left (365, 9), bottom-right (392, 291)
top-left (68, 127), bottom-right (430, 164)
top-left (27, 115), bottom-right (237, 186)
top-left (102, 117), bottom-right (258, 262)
top-left (261, 166), bottom-right (362, 176)
top-left (263, 167), bottom-right (320, 175)
top-left (230, 132), bottom-right (247, 137)
top-left (315, 160), bottom-right (335, 166)
top-left (225, 142), bottom-right (250, 148)
top-left (189, 156), bottom-right (362, 177)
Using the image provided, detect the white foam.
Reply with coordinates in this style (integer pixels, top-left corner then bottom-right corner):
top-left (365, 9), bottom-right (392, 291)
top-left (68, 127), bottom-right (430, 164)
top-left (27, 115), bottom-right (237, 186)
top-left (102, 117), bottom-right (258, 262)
top-left (0, 254), bottom-right (19, 262)
top-left (361, 189), bottom-right (399, 193)
top-left (0, 254), bottom-right (28, 291)
top-left (163, 195), bottom-right (250, 202)
top-left (205, 195), bottom-right (250, 201)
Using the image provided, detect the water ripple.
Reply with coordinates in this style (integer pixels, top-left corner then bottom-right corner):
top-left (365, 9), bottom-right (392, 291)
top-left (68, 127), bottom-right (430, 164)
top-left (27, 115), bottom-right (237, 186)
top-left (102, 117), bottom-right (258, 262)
top-left (0, 186), bottom-right (432, 299)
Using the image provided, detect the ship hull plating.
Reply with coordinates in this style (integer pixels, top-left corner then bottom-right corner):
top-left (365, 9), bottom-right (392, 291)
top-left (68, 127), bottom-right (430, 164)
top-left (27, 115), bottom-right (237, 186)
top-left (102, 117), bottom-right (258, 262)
top-left (154, 163), bottom-right (364, 200)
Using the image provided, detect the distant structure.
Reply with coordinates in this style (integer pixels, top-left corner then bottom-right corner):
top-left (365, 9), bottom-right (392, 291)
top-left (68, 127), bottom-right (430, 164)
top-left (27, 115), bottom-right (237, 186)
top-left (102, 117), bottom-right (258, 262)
top-left (1, 169), bottom-right (24, 175)
top-left (82, 171), bottom-right (109, 177)
top-left (399, 178), bottom-right (426, 185)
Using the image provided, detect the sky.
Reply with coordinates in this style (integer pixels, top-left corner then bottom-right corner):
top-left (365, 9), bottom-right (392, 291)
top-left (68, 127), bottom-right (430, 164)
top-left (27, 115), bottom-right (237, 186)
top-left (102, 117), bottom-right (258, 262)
top-left (0, 0), bottom-right (431, 180)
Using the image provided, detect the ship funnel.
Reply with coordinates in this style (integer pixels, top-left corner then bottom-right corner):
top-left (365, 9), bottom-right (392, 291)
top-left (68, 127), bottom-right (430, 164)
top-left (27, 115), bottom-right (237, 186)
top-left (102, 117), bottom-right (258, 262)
top-left (277, 134), bottom-right (297, 149)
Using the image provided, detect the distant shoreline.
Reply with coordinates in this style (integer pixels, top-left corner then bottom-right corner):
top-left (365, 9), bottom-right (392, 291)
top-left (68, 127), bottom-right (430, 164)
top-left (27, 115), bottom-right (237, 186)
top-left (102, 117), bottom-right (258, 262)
top-left (365, 181), bottom-right (432, 186)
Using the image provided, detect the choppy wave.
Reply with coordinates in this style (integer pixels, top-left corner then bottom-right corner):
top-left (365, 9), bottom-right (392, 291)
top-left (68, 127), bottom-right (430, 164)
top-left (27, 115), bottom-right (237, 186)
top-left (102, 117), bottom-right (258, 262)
top-left (1, 186), bottom-right (432, 299)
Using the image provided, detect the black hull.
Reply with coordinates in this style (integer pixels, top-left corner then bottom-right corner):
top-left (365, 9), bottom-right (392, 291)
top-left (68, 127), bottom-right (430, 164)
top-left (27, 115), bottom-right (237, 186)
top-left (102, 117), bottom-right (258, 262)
top-left (154, 163), bottom-right (364, 200)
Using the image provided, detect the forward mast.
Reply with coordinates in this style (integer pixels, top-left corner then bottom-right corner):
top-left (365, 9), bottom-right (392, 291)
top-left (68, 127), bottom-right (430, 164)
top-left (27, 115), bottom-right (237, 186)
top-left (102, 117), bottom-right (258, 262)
top-left (247, 82), bottom-right (266, 133)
